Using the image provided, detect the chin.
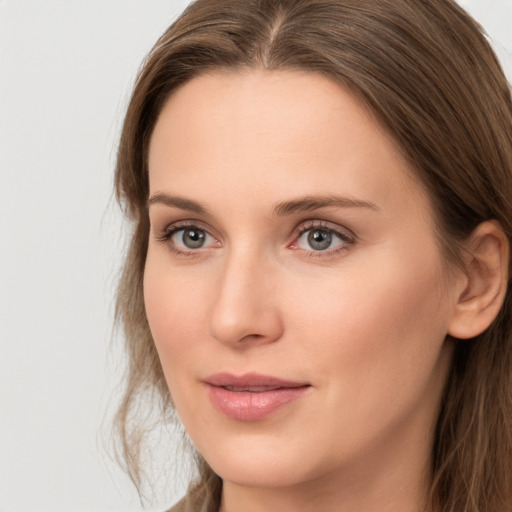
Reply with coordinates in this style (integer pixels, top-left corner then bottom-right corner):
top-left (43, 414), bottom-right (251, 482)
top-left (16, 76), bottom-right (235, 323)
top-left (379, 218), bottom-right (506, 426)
top-left (197, 433), bottom-right (330, 490)
top-left (212, 459), bottom-right (305, 489)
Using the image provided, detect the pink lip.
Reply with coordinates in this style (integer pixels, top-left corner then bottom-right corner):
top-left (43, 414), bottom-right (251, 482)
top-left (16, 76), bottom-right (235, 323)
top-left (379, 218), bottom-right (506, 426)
top-left (204, 372), bottom-right (311, 421)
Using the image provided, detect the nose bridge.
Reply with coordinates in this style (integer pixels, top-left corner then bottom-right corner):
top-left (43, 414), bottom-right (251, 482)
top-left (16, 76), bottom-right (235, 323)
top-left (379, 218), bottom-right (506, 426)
top-left (209, 244), bottom-right (282, 346)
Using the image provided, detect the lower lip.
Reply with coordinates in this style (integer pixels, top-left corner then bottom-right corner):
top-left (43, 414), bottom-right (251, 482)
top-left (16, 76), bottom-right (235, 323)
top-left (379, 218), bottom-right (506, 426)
top-left (206, 385), bottom-right (310, 421)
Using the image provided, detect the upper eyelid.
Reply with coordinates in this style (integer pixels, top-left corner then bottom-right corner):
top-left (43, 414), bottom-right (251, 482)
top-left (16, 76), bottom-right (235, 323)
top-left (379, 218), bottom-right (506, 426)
top-left (165, 220), bottom-right (204, 232)
top-left (293, 219), bottom-right (355, 238)
top-left (157, 219), bottom-right (216, 236)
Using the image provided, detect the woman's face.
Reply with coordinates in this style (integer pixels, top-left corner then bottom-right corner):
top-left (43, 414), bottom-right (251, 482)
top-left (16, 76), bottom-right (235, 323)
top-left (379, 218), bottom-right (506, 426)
top-left (145, 70), bottom-right (458, 495)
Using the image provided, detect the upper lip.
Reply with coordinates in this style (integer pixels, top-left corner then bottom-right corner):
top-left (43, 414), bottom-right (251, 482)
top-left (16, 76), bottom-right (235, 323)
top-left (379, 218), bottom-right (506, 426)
top-left (204, 372), bottom-right (310, 390)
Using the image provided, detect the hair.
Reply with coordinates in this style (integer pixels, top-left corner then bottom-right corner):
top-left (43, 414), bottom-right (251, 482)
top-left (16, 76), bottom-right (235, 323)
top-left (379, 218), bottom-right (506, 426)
top-left (113, 0), bottom-right (512, 510)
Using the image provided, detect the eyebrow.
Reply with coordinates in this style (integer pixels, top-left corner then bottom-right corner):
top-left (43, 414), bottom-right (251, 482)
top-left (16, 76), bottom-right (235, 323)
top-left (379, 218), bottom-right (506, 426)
top-left (273, 195), bottom-right (380, 216)
top-left (147, 193), bottom-right (211, 216)
top-left (147, 192), bottom-right (379, 217)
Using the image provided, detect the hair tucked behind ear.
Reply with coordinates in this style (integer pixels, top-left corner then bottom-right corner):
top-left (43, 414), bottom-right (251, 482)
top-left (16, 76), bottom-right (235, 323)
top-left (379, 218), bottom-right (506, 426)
top-left (113, 1), bottom-right (512, 510)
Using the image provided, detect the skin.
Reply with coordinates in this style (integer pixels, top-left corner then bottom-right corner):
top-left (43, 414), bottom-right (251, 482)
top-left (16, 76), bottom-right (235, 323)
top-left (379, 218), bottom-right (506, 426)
top-left (144, 70), bottom-right (465, 512)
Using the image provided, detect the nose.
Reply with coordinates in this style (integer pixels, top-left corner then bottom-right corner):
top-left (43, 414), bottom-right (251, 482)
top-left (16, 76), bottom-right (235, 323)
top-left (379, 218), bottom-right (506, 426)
top-left (208, 250), bottom-right (284, 348)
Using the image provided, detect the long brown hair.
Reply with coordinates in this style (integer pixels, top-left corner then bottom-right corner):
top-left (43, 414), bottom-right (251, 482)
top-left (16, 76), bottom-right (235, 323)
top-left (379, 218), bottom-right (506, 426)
top-left (113, 1), bottom-right (512, 510)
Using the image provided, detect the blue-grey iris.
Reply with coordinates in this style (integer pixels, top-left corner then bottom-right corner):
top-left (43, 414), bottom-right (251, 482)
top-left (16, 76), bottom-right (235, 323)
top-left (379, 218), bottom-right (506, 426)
top-left (308, 230), bottom-right (332, 250)
top-left (182, 229), bottom-right (206, 249)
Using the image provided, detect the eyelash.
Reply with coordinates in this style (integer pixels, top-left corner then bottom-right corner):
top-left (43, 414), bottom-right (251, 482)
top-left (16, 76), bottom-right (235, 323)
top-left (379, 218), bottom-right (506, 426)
top-left (291, 220), bottom-right (355, 258)
top-left (155, 220), bottom-right (216, 257)
top-left (155, 219), bottom-right (356, 258)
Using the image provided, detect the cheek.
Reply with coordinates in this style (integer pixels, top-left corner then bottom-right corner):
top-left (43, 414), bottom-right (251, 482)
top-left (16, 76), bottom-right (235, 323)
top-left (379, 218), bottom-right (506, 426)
top-left (289, 256), bottom-right (446, 335)
top-left (143, 254), bottom-right (210, 378)
top-left (144, 267), bottom-right (215, 432)
top-left (282, 249), bottom-right (452, 402)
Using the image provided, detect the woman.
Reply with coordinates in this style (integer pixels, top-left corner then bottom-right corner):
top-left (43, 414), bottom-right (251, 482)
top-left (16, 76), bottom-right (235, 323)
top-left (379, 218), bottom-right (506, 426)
top-left (113, 0), bottom-right (512, 511)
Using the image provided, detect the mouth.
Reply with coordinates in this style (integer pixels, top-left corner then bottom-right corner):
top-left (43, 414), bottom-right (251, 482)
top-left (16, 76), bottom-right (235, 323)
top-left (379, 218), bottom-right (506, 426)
top-left (204, 372), bottom-right (311, 421)
top-left (222, 385), bottom-right (286, 392)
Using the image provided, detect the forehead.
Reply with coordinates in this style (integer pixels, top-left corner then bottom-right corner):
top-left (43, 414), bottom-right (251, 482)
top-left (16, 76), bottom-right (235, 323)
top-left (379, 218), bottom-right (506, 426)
top-left (148, 69), bottom-right (427, 216)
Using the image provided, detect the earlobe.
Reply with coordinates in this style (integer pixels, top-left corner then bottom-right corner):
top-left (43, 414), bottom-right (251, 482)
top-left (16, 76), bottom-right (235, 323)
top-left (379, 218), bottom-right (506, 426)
top-left (448, 221), bottom-right (509, 340)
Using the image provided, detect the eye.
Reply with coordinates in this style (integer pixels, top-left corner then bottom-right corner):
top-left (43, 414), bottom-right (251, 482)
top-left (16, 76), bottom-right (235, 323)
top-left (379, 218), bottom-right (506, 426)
top-left (157, 223), bottom-right (220, 254)
top-left (290, 222), bottom-right (354, 256)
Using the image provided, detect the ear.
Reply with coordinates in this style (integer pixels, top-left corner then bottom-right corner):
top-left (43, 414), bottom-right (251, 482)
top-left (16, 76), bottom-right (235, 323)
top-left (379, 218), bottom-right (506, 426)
top-left (448, 221), bottom-right (509, 340)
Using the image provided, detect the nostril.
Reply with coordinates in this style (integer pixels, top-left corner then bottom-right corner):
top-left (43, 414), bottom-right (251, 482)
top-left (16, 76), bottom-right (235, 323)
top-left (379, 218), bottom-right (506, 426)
top-left (240, 333), bottom-right (264, 342)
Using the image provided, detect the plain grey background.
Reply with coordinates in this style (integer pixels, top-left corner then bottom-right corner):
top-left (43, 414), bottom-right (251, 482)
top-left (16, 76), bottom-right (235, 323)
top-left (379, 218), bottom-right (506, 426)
top-left (0, 1), bottom-right (511, 511)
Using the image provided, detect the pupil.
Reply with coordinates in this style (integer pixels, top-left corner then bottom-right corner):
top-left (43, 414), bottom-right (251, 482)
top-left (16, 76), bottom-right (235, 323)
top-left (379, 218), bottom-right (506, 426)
top-left (308, 230), bottom-right (332, 251)
top-left (183, 229), bottom-right (205, 249)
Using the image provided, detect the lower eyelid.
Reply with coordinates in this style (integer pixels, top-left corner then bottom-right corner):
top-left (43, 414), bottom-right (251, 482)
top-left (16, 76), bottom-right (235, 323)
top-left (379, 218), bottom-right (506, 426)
top-left (301, 247), bottom-right (350, 259)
